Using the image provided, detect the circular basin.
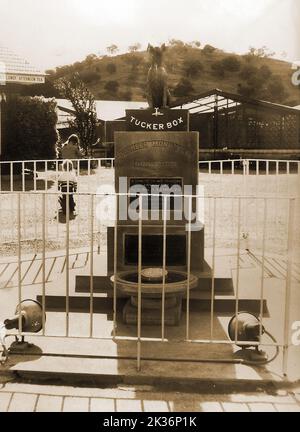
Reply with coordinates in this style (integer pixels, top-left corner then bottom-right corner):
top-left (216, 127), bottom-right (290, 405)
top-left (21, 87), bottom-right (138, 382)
top-left (110, 269), bottom-right (198, 297)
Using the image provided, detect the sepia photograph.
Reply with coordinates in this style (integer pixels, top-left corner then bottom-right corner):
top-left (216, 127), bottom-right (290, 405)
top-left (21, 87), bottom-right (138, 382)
top-left (0, 0), bottom-right (299, 418)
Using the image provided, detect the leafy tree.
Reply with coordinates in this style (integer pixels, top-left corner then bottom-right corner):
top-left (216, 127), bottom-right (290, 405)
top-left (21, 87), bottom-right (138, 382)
top-left (191, 40), bottom-right (201, 48)
top-left (85, 54), bottom-right (98, 65)
top-left (124, 53), bottom-right (142, 71)
top-left (79, 70), bottom-right (100, 83)
top-left (259, 65), bottom-right (272, 80)
top-left (202, 44), bottom-right (216, 55)
top-left (106, 44), bottom-right (119, 56)
top-left (106, 62), bottom-right (117, 74)
top-left (239, 64), bottom-right (258, 80)
top-left (247, 46), bottom-right (276, 59)
top-left (173, 78), bottom-right (194, 97)
top-left (222, 56), bottom-right (241, 72)
top-left (264, 75), bottom-right (286, 102)
top-left (211, 60), bottom-right (225, 78)
top-left (104, 80), bottom-right (119, 94)
top-left (55, 73), bottom-right (98, 156)
top-left (183, 59), bottom-right (203, 78)
top-left (3, 96), bottom-right (58, 161)
top-left (129, 43), bottom-right (142, 53)
top-left (168, 39), bottom-right (185, 47)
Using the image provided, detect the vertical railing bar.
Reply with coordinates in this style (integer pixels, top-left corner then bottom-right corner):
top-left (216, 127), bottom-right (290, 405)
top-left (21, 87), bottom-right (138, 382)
top-left (275, 161), bottom-right (279, 225)
top-left (137, 194), bottom-right (143, 371)
top-left (33, 192), bottom-right (38, 252)
top-left (259, 198), bottom-right (267, 342)
top-left (88, 159), bottom-right (91, 193)
top-left (22, 186), bottom-right (26, 240)
top-left (33, 162), bottom-right (37, 245)
top-left (287, 161), bottom-right (290, 198)
top-left (113, 192), bottom-right (118, 339)
top-left (210, 197), bottom-right (217, 342)
top-left (161, 195), bottom-right (167, 341)
top-left (56, 161), bottom-right (59, 239)
top-left (231, 160), bottom-right (234, 175)
top-left (44, 161), bottom-right (47, 192)
top-left (34, 161), bottom-right (37, 192)
top-left (10, 191), bottom-right (14, 243)
top-left (234, 197), bottom-right (241, 343)
top-left (185, 196), bottom-right (192, 341)
top-left (10, 162), bottom-right (13, 192)
top-left (282, 198), bottom-right (295, 376)
top-left (17, 193), bottom-right (22, 334)
top-left (77, 160), bottom-right (81, 238)
top-left (255, 161), bottom-right (259, 246)
top-left (22, 161), bottom-right (25, 192)
top-left (89, 194), bottom-right (94, 338)
top-left (208, 161), bottom-right (211, 175)
top-left (65, 188), bottom-right (70, 337)
top-left (42, 193), bottom-right (46, 336)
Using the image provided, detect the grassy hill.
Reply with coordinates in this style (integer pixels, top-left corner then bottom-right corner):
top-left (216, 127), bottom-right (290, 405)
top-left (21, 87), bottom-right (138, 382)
top-left (26, 42), bottom-right (300, 106)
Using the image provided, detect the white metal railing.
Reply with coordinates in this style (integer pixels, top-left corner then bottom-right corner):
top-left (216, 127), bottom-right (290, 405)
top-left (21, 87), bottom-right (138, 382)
top-left (0, 158), bottom-right (115, 193)
top-left (1, 158), bottom-right (299, 195)
top-left (0, 190), bottom-right (298, 376)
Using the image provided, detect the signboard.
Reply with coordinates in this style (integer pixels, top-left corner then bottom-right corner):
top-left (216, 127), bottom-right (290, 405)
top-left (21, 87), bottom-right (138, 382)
top-left (0, 73), bottom-right (45, 85)
top-left (126, 108), bottom-right (189, 132)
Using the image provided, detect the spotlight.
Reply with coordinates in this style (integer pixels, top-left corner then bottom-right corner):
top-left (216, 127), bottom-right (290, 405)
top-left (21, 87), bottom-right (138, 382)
top-left (0, 300), bottom-right (45, 364)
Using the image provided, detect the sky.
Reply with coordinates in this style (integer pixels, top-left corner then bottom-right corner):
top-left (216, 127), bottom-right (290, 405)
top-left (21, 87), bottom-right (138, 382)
top-left (0, 0), bottom-right (299, 71)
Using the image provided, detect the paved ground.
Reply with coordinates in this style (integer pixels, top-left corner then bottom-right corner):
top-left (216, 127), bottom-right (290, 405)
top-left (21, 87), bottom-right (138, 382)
top-left (0, 378), bottom-right (300, 412)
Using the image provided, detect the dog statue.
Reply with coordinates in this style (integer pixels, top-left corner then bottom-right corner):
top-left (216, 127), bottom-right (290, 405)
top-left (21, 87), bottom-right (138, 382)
top-left (147, 43), bottom-right (171, 109)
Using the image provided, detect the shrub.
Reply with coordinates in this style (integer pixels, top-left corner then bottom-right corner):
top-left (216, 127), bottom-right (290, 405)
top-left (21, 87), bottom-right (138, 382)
top-left (260, 65), bottom-right (272, 80)
top-left (202, 44), bottom-right (216, 55)
top-left (2, 96), bottom-right (58, 161)
top-left (104, 80), bottom-right (119, 94)
top-left (106, 62), bottom-right (117, 74)
top-left (264, 75), bottom-right (286, 102)
top-left (183, 59), bottom-right (203, 78)
top-left (239, 64), bottom-right (258, 80)
top-left (79, 70), bottom-right (100, 83)
top-left (222, 56), bottom-right (241, 72)
top-left (211, 60), bottom-right (225, 78)
top-left (173, 78), bottom-right (194, 97)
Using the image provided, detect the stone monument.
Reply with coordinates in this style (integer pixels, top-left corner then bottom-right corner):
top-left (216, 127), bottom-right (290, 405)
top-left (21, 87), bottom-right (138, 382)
top-left (107, 45), bottom-right (205, 325)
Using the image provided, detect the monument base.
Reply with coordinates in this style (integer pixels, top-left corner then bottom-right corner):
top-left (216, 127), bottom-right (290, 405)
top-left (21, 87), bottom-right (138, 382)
top-left (123, 296), bottom-right (182, 326)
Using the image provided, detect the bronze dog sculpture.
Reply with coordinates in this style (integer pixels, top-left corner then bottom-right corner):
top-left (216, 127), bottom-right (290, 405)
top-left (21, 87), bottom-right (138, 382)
top-left (147, 44), bottom-right (171, 109)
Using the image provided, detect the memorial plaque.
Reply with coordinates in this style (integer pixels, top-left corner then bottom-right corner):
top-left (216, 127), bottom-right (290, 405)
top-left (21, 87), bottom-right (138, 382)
top-left (115, 132), bottom-right (199, 187)
top-left (126, 108), bottom-right (189, 132)
top-left (129, 178), bottom-right (182, 210)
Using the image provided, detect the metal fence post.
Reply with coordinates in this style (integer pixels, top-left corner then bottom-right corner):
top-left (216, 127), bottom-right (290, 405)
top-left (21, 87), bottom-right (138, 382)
top-left (17, 193), bottom-right (22, 334)
top-left (234, 197), bottom-right (241, 343)
top-left (42, 193), bottom-right (46, 335)
top-left (282, 198), bottom-right (295, 376)
top-left (65, 188), bottom-right (70, 337)
top-left (210, 197), bottom-right (217, 341)
top-left (137, 194), bottom-right (143, 371)
top-left (113, 192), bottom-right (118, 339)
top-left (161, 195), bottom-right (167, 341)
top-left (185, 195), bottom-right (192, 341)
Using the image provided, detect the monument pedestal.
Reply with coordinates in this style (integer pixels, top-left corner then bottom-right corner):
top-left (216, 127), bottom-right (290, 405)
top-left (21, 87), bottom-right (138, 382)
top-left (111, 110), bottom-right (202, 327)
top-left (123, 296), bottom-right (182, 326)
